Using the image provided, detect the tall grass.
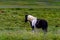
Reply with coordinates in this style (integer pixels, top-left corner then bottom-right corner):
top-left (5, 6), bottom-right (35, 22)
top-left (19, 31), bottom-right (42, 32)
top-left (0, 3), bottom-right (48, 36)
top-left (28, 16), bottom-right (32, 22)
top-left (0, 8), bottom-right (60, 28)
top-left (0, 8), bottom-right (60, 40)
top-left (0, 30), bottom-right (60, 40)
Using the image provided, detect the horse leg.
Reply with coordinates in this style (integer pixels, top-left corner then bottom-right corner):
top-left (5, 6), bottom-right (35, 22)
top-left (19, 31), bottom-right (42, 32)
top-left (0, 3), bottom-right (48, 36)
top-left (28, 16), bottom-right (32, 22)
top-left (31, 26), bottom-right (37, 33)
top-left (31, 26), bottom-right (35, 32)
top-left (42, 28), bottom-right (47, 34)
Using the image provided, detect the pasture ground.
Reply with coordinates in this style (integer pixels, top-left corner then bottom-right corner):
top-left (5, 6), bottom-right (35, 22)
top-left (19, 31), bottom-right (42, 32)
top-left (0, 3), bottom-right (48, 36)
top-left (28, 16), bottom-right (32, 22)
top-left (0, 1), bottom-right (60, 40)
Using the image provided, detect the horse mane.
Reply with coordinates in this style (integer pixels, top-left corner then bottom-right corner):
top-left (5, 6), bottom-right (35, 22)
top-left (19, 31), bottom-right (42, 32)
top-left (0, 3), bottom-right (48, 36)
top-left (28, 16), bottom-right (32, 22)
top-left (27, 15), bottom-right (37, 21)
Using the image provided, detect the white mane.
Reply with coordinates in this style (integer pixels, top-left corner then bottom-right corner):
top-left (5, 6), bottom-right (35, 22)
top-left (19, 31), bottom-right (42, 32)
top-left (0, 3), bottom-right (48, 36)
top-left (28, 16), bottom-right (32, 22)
top-left (27, 15), bottom-right (37, 21)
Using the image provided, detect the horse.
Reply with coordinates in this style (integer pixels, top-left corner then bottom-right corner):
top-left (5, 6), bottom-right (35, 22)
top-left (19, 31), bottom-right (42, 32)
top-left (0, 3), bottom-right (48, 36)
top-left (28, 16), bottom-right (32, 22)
top-left (25, 15), bottom-right (48, 33)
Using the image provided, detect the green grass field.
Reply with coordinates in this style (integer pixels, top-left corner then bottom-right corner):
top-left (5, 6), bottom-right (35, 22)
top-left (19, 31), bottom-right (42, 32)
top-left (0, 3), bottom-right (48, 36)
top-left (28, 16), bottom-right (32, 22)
top-left (0, 1), bottom-right (60, 40)
top-left (0, 8), bottom-right (60, 40)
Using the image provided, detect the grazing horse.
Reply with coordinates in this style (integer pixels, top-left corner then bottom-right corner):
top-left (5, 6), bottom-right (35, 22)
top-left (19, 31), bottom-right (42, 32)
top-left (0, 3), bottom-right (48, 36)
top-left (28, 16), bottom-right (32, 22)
top-left (25, 15), bottom-right (48, 33)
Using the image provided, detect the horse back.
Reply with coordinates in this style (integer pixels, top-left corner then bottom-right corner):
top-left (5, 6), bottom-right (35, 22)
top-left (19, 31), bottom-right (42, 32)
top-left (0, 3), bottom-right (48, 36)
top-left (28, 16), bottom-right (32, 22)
top-left (35, 19), bottom-right (48, 28)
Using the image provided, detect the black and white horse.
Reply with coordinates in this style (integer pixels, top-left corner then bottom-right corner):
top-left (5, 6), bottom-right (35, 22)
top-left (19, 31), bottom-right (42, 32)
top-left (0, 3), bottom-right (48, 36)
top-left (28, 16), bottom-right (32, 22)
top-left (25, 15), bottom-right (48, 33)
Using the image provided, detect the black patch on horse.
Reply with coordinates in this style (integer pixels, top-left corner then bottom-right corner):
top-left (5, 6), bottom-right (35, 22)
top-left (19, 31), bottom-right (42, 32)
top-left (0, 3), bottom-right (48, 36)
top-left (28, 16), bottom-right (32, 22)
top-left (25, 15), bottom-right (28, 22)
top-left (35, 19), bottom-right (48, 32)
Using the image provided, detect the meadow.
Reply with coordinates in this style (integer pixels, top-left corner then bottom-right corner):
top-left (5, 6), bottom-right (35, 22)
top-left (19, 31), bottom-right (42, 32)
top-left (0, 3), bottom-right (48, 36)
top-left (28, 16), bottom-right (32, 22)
top-left (0, 8), bottom-right (60, 40)
top-left (0, 1), bottom-right (60, 40)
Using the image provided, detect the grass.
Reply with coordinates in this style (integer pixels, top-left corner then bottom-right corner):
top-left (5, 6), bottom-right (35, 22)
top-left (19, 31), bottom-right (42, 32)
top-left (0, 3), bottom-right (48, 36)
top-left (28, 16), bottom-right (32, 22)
top-left (0, 1), bottom-right (60, 6)
top-left (0, 30), bottom-right (60, 40)
top-left (0, 1), bottom-right (60, 40)
top-left (0, 8), bottom-right (59, 40)
top-left (0, 8), bottom-right (60, 27)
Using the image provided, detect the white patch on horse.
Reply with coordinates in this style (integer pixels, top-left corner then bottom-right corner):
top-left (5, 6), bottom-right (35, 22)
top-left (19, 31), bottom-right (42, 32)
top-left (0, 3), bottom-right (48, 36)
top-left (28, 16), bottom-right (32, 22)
top-left (28, 15), bottom-right (37, 27)
top-left (27, 15), bottom-right (37, 22)
top-left (32, 19), bottom-right (37, 27)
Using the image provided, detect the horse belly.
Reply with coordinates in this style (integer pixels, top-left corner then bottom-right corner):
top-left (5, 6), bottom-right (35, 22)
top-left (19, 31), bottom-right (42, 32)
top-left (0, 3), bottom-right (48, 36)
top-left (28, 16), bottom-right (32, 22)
top-left (35, 23), bottom-right (42, 28)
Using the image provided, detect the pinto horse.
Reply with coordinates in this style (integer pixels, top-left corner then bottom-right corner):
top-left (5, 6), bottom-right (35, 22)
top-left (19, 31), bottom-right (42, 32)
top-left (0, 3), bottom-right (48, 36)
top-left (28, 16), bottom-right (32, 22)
top-left (25, 15), bottom-right (48, 33)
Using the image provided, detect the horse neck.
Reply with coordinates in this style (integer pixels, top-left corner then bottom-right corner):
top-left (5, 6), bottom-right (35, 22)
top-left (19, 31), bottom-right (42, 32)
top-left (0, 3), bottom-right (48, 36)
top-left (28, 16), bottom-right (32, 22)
top-left (28, 15), bottom-right (37, 22)
top-left (29, 18), bottom-right (37, 22)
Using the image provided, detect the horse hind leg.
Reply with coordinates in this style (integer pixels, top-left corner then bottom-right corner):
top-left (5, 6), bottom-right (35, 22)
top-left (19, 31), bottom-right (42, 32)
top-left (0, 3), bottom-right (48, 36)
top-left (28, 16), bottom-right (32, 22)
top-left (42, 28), bottom-right (47, 34)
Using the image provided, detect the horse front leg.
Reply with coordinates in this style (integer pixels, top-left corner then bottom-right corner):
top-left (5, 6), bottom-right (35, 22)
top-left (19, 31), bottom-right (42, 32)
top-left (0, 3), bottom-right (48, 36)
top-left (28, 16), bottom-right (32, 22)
top-left (31, 26), bottom-right (35, 32)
